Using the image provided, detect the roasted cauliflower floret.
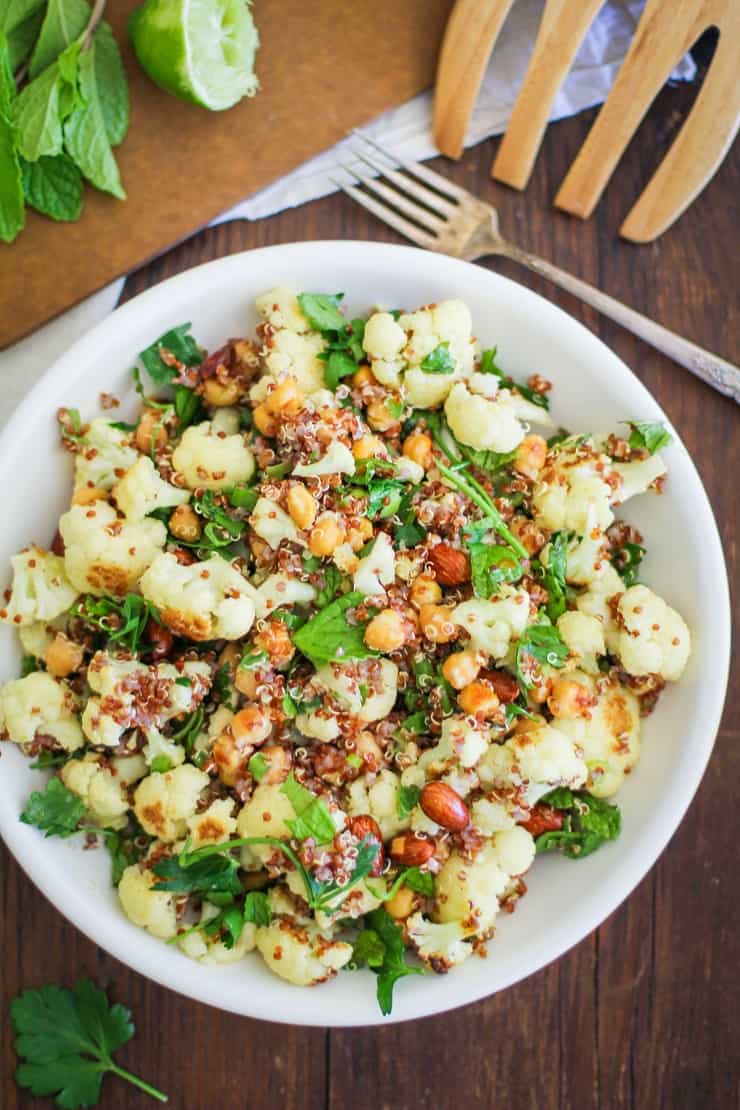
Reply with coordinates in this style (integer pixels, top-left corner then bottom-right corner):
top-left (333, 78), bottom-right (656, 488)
top-left (236, 781), bottom-right (297, 867)
top-left (112, 456), bottom-right (190, 522)
top-left (0, 671), bottom-right (83, 752)
top-left (406, 914), bottom-right (472, 970)
top-left (293, 440), bottom-right (356, 478)
top-left (133, 764), bottom-right (210, 841)
top-left (73, 418), bottom-right (138, 491)
top-left (186, 798), bottom-right (237, 848)
top-left (256, 916), bottom-right (353, 985)
top-left (307, 659), bottom-right (399, 724)
top-left (172, 421), bottom-right (255, 491)
top-left (556, 673), bottom-right (641, 797)
top-left (452, 587), bottom-right (530, 659)
top-left (139, 552), bottom-right (256, 641)
top-left (0, 547), bottom-right (78, 626)
top-left (249, 496), bottom-right (302, 549)
top-left (59, 502), bottom-right (166, 597)
top-left (478, 720), bottom-right (587, 791)
top-left (533, 439), bottom-right (618, 533)
top-left (434, 831), bottom-right (535, 936)
top-left (610, 585), bottom-right (691, 681)
top-left (352, 531), bottom-right (395, 596)
top-left (557, 610), bottom-right (605, 674)
top-left (251, 573), bottom-right (315, 619)
top-left (346, 769), bottom-right (407, 840)
top-left (256, 286), bottom-right (313, 333)
top-left (612, 454), bottom-right (667, 504)
top-left (81, 652), bottom-right (210, 747)
top-left (118, 862), bottom-right (177, 939)
top-left (444, 381), bottom-right (525, 453)
top-left (257, 329), bottom-right (327, 397)
top-left (60, 752), bottom-right (146, 829)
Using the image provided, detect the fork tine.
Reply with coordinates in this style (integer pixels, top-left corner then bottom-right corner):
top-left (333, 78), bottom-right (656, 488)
top-left (330, 177), bottom-right (437, 249)
top-left (349, 149), bottom-right (457, 219)
top-left (338, 161), bottom-right (445, 233)
top-left (351, 129), bottom-right (468, 202)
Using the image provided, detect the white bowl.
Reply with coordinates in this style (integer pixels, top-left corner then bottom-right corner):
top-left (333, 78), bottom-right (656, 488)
top-left (0, 242), bottom-right (730, 1026)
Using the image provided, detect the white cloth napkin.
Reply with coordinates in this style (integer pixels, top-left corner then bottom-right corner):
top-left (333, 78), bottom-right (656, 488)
top-left (0, 0), bottom-right (693, 425)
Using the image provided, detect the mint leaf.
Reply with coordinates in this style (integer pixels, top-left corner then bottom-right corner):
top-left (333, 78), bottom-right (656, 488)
top-left (324, 348), bottom-right (357, 390)
top-left (420, 342), bottom-right (455, 375)
top-left (352, 928), bottom-right (386, 968)
top-left (139, 322), bottom-right (203, 385)
top-left (20, 778), bottom-right (85, 838)
top-left (21, 152), bottom-right (82, 219)
top-left (64, 39), bottom-right (125, 199)
top-left (292, 590), bottom-right (377, 665)
top-left (535, 788), bottom-right (621, 859)
top-left (281, 772), bottom-right (336, 844)
top-left (92, 21), bottom-right (128, 145)
top-left (625, 421), bottom-right (672, 455)
top-left (297, 292), bottom-right (346, 332)
top-left (0, 35), bottom-right (24, 244)
top-left (515, 622), bottom-right (569, 689)
top-left (29, 0), bottom-right (88, 78)
top-left (469, 541), bottom-right (522, 599)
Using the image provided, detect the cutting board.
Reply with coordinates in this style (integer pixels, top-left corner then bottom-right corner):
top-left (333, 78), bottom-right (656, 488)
top-left (1, 0), bottom-right (453, 348)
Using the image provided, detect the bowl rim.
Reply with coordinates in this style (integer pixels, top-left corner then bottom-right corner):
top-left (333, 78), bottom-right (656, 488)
top-left (0, 241), bottom-right (731, 1026)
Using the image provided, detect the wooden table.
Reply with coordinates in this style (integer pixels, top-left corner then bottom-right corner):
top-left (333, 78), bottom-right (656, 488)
top-left (1, 77), bottom-right (737, 1110)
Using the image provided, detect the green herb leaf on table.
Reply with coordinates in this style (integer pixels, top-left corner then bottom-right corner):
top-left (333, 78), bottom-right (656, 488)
top-left (281, 772), bottom-right (337, 845)
top-left (535, 787), bottom-right (621, 858)
top-left (20, 151), bottom-right (82, 219)
top-left (64, 35), bottom-right (125, 199)
top-left (20, 777), bottom-right (85, 838)
top-left (625, 421), bottom-right (672, 455)
top-left (515, 622), bottom-right (569, 689)
top-left (297, 292), bottom-right (346, 332)
top-left (0, 35), bottom-right (24, 243)
top-left (353, 908), bottom-right (423, 1016)
top-left (28, 0), bottom-right (88, 78)
top-left (6, 8), bottom-right (44, 70)
top-left (14, 58), bottom-right (67, 161)
top-left (11, 978), bottom-right (167, 1107)
top-left (92, 21), bottom-right (129, 145)
top-left (420, 342), bottom-right (455, 375)
top-left (292, 590), bottom-right (377, 665)
top-left (2, 0), bottom-right (45, 36)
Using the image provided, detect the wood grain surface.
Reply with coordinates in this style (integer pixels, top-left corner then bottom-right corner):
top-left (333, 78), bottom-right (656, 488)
top-left (1, 77), bottom-right (738, 1110)
top-left (0, 0), bottom-right (452, 347)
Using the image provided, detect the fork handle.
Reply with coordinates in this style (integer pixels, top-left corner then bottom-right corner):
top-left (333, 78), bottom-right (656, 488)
top-left (496, 242), bottom-right (740, 403)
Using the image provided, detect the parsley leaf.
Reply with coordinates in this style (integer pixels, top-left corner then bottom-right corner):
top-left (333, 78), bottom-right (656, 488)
top-left (191, 490), bottom-right (245, 550)
top-left (281, 773), bottom-right (336, 844)
top-left (402, 867), bottom-right (434, 896)
top-left (394, 490), bottom-right (426, 548)
top-left (72, 593), bottom-right (157, 653)
top-left (243, 890), bottom-right (272, 927)
top-left (613, 540), bottom-right (646, 587)
top-left (151, 853), bottom-right (243, 897)
top-left (139, 323), bottom-right (203, 387)
top-left (625, 421), bottom-right (672, 455)
top-left (101, 826), bottom-right (149, 887)
top-left (314, 564), bottom-right (346, 609)
top-left (354, 908), bottom-right (423, 1015)
top-left (11, 978), bottom-right (167, 1107)
top-left (20, 778), bottom-right (84, 838)
top-left (364, 478), bottom-right (404, 520)
top-left (292, 591), bottom-right (377, 665)
top-left (515, 623), bottom-right (569, 689)
top-left (469, 541), bottom-right (523, 598)
top-left (297, 292), bottom-right (346, 332)
top-left (396, 784), bottom-right (421, 820)
top-left (537, 531), bottom-right (569, 621)
top-left (420, 342), bottom-right (455, 374)
top-left (174, 384), bottom-right (203, 430)
top-left (324, 349), bottom-right (358, 390)
top-left (535, 788), bottom-right (621, 859)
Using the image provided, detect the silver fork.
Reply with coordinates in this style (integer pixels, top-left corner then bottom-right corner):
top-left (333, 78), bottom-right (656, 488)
top-left (333, 132), bottom-right (739, 403)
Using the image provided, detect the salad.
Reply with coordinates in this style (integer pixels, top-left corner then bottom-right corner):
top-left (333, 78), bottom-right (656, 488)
top-left (0, 288), bottom-right (691, 1015)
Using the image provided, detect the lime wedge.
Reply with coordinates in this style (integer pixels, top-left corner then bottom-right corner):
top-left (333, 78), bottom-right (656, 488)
top-left (130, 0), bottom-right (259, 111)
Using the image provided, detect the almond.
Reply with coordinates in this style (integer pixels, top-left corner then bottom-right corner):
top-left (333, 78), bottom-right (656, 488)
top-left (482, 668), bottom-right (520, 704)
top-left (520, 804), bottom-right (563, 838)
top-left (419, 782), bottom-right (470, 831)
top-left (428, 543), bottom-right (470, 586)
top-left (346, 814), bottom-right (385, 875)
top-left (389, 835), bottom-right (435, 867)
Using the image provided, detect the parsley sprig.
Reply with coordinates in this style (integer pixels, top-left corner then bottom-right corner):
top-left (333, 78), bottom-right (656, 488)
top-left (71, 593), bottom-right (159, 653)
top-left (352, 908), bottom-right (423, 1015)
top-left (535, 788), bottom-right (621, 858)
top-left (11, 979), bottom-right (167, 1107)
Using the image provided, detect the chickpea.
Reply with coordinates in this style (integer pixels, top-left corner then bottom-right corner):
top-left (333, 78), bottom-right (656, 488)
top-left (202, 378), bottom-right (240, 407)
top-left (234, 667), bottom-right (258, 698)
top-left (386, 885), bottom-right (416, 921)
top-left (410, 574), bottom-right (442, 609)
top-left (352, 364), bottom-right (376, 387)
top-left (403, 432), bottom-right (433, 470)
top-left (286, 484), bottom-right (317, 530)
top-left (355, 730), bottom-right (384, 770)
top-left (45, 633), bottom-right (84, 678)
top-left (213, 730), bottom-right (247, 786)
top-left (364, 609), bottom-right (406, 652)
top-left (259, 745), bottom-right (292, 785)
top-left (513, 434), bottom-right (548, 480)
top-left (352, 435), bottom-right (384, 460)
top-left (441, 650), bottom-right (480, 690)
top-left (309, 512), bottom-right (346, 557)
top-left (71, 486), bottom-right (108, 507)
top-left (135, 408), bottom-right (167, 453)
top-left (418, 603), bottom-right (458, 644)
top-left (548, 677), bottom-right (593, 719)
top-left (366, 399), bottom-right (399, 432)
top-left (347, 517), bottom-right (374, 552)
top-left (458, 680), bottom-right (500, 718)
top-left (169, 504), bottom-right (202, 543)
top-left (253, 403), bottom-right (277, 437)
top-left (254, 619), bottom-right (295, 668)
top-left (231, 704), bottom-right (272, 746)
top-left (265, 376), bottom-right (303, 416)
